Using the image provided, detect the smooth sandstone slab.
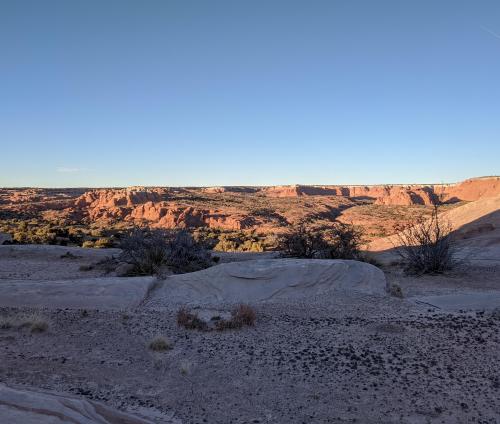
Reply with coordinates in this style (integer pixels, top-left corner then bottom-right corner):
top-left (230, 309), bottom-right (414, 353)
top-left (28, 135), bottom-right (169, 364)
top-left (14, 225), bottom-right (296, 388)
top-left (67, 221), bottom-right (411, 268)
top-left (0, 277), bottom-right (153, 309)
top-left (0, 259), bottom-right (387, 309)
top-left (412, 291), bottom-right (500, 311)
top-left (148, 259), bottom-right (388, 305)
top-left (0, 383), bottom-right (153, 424)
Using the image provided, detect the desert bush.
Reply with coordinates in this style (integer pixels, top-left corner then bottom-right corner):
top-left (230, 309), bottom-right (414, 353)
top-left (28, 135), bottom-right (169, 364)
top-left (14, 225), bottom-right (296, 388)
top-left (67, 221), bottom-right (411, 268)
top-left (94, 237), bottom-right (113, 248)
top-left (278, 225), bottom-right (324, 258)
top-left (166, 230), bottom-right (213, 273)
top-left (394, 205), bottom-right (458, 274)
top-left (192, 229), bottom-right (219, 249)
top-left (232, 304), bottom-right (256, 326)
top-left (215, 304), bottom-right (256, 331)
top-left (82, 240), bottom-right (95, 248)
top-left (148, 335), bottom-right (173, 352)
top-left (279, 223), bottom-right (363, 260)
top-left (29, 319), bottom-right (49, 333)
top-left (214, 234), bottom-right (239, 252)
top-left (177, 304), bottom-right (256, 332)
top-left (120, 228), bottom-right (212, 275)
top-left (176, 307), bottom-right (208, 331)
top-left (120, 228), bottom-right (170, 275)
top-left (318, 222), bottom-right (363, 260)
top-left (239, 239), bottom-right (265, 252)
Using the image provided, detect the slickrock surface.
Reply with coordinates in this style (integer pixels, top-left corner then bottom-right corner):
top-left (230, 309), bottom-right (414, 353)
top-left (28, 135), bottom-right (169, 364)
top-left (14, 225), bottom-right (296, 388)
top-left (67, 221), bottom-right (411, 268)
top-left (0, 383), bottom-right (156, 424)
top-left (147, 259), bottom-right (387, 306)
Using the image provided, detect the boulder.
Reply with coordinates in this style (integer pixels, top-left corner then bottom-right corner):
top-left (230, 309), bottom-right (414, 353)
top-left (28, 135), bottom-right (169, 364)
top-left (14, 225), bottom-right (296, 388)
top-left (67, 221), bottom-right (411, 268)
top-left (0, 383), bottom-right (154, 423)
top-left (147, 259), bottom-right (387, 305)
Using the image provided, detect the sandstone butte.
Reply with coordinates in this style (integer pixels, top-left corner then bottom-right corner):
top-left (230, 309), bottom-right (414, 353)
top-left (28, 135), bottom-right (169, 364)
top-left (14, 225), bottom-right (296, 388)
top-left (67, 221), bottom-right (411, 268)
top-left (0, 176), bottom-right (498, 232)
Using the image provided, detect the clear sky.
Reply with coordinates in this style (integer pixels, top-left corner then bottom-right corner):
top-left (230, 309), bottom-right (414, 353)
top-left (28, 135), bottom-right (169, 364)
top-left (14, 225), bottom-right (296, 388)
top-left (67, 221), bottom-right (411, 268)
top-left (1, 0), bottom-right (499, 187)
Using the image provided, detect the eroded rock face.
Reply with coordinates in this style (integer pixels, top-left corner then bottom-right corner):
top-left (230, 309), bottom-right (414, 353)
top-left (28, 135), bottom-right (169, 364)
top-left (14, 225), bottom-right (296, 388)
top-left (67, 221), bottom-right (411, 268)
top-left (374, 187), bottom-right (437, 206)
top-left (0, 383), bottom-right (154, 424)
top-left (1, 177), bottom-right (498, 232)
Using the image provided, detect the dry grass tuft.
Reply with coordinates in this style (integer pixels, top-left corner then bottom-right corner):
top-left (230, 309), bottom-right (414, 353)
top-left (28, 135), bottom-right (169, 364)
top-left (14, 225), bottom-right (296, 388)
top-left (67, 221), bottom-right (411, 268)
top-left (2, 313), bottom-right (50, 333)
top-left (0, 316), bottom-right (15, 330)
top-left (177, 304), bottom-right (256, 332)
top-left (179, 360), bottom-right (196, 376)
top-left (231, 304), bottom-right (256, 326)
top-left (215, 304), bottom-right (256, 331)
top-left (388, 283), bottom-right (404, 298)
top-left (176, 307), bottom-right (208, 331)
top-left (148, 335), bottom-right (173, 352)
top-left (19, 313), bottom-right (49, 333)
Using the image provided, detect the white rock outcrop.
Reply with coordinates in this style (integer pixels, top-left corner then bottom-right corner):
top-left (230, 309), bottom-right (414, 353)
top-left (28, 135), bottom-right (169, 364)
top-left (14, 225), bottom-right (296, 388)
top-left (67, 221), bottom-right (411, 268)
top-left (149, 259), bottom-right (387, 305)
top-left (0, 383), bottom-right (153, 424)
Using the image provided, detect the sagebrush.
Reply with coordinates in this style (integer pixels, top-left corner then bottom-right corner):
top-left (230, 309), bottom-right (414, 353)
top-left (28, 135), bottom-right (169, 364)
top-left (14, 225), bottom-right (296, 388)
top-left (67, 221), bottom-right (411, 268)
top-left (394, 205), bottom-right (458, 274)
top-left (278, 222), bottom-right (363, 260)
top-left (120, 228), bottom-right (212, 275)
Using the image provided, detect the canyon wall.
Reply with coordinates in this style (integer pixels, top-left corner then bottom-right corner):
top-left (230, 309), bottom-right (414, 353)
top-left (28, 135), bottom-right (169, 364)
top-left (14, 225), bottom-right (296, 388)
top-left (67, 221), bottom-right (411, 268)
top-left (1, 177), bottom-right (498, 231)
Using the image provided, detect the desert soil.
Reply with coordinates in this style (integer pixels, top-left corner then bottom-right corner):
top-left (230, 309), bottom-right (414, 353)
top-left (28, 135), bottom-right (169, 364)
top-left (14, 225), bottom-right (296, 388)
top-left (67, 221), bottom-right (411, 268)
top-left (0, 246), bottom-right (499, 423)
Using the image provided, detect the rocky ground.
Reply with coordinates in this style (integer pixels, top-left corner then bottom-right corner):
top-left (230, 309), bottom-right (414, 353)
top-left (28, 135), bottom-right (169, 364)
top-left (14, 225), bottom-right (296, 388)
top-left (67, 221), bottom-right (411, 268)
top-left (0, 297), bottom-right (499, 423)
top-left (0, 245), bottom-right (499, 423)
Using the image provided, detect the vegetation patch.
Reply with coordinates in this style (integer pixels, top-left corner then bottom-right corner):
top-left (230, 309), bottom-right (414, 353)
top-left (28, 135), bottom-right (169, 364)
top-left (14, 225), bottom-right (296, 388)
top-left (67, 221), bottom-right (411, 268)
top-left (278, 222), bottom-right (363, 260)
top-left (0, 313), bottom-right (49, 333)
top-left (120, 228), bottom-right (213, 275)
top-left (148, 335), bottom-right (173, 352)
top-left (394, 205), bottom-right (459, 275)
top-left (177, 304), bottom-right (256, 332)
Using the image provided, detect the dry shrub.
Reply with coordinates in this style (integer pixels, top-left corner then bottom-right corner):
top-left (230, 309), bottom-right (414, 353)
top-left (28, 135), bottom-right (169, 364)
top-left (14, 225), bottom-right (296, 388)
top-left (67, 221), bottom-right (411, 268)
top-left (148, 335), bottom-right (173, 352)
top-left (279, 223), bottom-right (363, 260)
top-left (177, 305), bottom-right (256, 332)
top-left (0, 316), bottom-right (14, 329)
top-left (30, 319), bottom-right (49, 333)
top-left (120, 228), bottom-right (170, 275)
top-left (394, 205), bottom-right (458, 275)
top-left (176, 307), bottom-right (208, 331)
top-left (2, 313), bottom-right (50, 333)
top-left (215, 304), bottom-right (256, 331)
top-left (278, 224), bottom-right (323, 258)
top-left (387, 283), bottom-right (404, 298)
top-left (120, 228), bottom-right (212, 275)
top-left (231, 304), bottom-right (256, 326)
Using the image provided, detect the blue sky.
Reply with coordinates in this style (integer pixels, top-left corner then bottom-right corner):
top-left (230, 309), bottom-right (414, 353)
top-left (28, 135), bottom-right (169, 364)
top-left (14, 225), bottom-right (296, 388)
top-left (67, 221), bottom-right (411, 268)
top-left (1, 0), bottom-right (499, 187)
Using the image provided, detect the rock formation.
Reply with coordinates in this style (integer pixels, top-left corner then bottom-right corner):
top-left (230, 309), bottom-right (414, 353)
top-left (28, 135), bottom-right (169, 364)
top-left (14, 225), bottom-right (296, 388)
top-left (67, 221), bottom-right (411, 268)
top-left (0, 383), bottom-right (154, 423)
top-left (1, 177), bottom-right (498, 233)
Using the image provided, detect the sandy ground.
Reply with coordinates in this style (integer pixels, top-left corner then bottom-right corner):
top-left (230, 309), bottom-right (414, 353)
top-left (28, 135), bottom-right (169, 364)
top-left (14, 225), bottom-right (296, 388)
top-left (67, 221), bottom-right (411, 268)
top-left (0, 245), bottom-right (121, 281)
top-left (0, 246), bottom-right (499, 423)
